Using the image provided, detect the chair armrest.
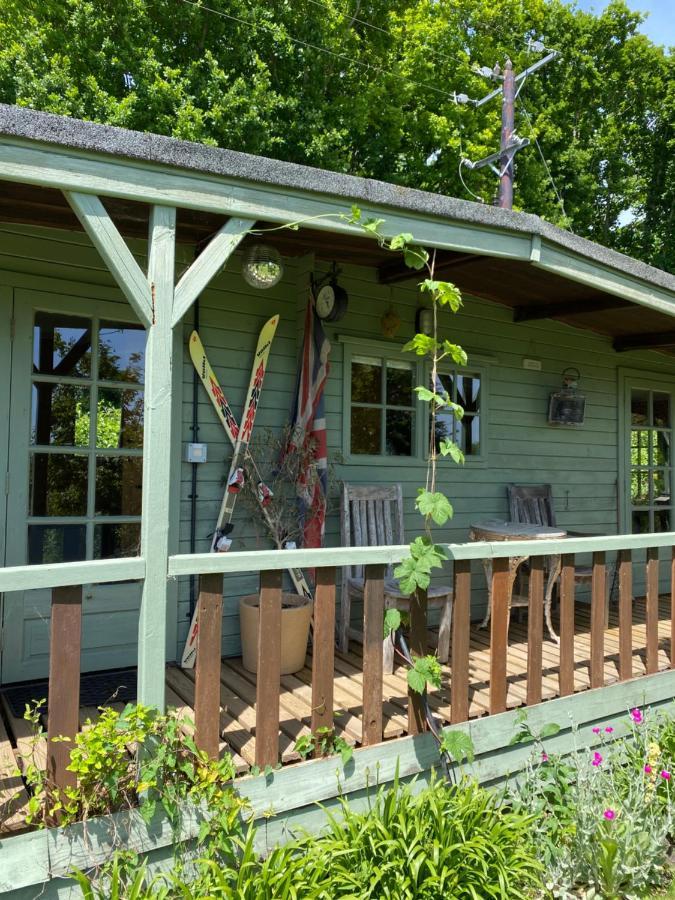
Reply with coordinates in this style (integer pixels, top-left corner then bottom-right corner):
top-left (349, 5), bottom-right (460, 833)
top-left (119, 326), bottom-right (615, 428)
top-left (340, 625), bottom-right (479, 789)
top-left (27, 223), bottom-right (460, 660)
top-left (565, 530), bottom-right (604, 538)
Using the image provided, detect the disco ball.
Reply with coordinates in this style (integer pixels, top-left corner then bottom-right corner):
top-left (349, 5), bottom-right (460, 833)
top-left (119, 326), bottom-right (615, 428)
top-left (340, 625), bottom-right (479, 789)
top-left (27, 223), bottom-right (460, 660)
top-left (241, 243), bottom-right (284, 290)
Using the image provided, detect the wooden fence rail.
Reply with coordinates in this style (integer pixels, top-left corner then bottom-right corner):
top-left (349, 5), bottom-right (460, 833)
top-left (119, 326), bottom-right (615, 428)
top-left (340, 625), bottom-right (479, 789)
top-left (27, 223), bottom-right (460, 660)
top-left (24, 538), bottom-right (675, 794)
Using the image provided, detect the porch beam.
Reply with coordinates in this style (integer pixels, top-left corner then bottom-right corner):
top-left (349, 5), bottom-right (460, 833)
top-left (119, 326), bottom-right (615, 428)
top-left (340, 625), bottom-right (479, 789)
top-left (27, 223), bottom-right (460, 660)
top-left (137, 204), bottom-right (177, 710)
top-left (513, 296), bottom-right (627, 322)
top-left (378, 252), bottom-right (479, 284)
top-left (63, 191), bottom-right (153, 327)
top-left (171, 216), bottom-right (254, 326)
top-left (613, 330), bottom-right (675, 352)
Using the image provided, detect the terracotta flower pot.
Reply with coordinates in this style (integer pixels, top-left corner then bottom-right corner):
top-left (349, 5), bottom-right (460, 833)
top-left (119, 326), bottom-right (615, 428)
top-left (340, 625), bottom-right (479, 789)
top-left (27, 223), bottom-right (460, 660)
top-left (239, 592), bottom-right (312, 675)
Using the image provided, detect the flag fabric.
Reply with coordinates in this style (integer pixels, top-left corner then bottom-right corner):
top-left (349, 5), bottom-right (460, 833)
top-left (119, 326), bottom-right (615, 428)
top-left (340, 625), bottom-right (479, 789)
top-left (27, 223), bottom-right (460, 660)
top-left (288, 291), bottom-right (331, 550)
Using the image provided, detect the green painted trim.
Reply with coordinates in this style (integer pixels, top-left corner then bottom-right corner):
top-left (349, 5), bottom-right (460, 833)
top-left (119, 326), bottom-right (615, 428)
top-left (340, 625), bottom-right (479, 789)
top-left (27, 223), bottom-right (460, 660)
top-left (64, 192), bottom-right (153, 327)
top-left (2, 667), bottom-right (675, 896)
top-left (137, 206), bottom-right (177, 709)
top-left (167, 529), bottom-right (675, 576)
top-left (0, 284), bottom-right (11, 570)
top-left (171, 217), bottom-right (253, 326)
top-left (0, 558), bottom-right (145, 592)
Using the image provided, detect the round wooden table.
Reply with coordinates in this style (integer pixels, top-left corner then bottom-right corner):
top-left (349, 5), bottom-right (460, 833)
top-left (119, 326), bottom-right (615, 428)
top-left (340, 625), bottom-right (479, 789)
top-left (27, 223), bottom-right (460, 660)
top-left (469, 520), bottom-right (567, 641)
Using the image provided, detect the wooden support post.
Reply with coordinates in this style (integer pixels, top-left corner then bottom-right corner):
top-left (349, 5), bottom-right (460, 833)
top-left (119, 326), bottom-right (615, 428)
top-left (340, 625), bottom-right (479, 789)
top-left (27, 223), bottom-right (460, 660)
top-left (618, 549), bottom-right (633, 681)
top-left (646, 547), bottom-right (659, 675)
top-left (489, 557), bottom-right (510, 715)
top-left (526, 557), bottom-right (544, 707)
top-left (194, 573), bottom-right (223, 759)
top-left (451, 560), bottom-right (471, 724)
top-left (47, 586), bottom-right (82, 794)
top-left (590, 551), bottom-right (606, 689)
top-left (559, 554), bottom-right (575, 697)
top-left (138, 205), bottom-right (176, 710)
top-left (362, 564), bottom-right (385, 746)
top-left (311, 567), bottom-right (336, 740)
top-left (255, 569), bottom-right (282, 767)
top-left (408, 587), bottom-right (428, 735)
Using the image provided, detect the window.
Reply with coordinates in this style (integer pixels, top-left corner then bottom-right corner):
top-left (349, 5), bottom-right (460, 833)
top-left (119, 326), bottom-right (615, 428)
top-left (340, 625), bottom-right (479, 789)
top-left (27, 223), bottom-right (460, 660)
top-left (28, 312), bottom-right (145, 563)
top-left (629, 386), bottom-right (673, 533)
top-left (433, 370), bottom-right (482, 458)
top-left (349, 355), bottom-right (416, 456)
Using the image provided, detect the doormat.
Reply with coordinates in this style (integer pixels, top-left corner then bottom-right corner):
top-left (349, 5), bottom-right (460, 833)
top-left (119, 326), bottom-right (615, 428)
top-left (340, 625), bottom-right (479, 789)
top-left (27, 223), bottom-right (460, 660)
top-left (2, 667), bottom-right (137, 718)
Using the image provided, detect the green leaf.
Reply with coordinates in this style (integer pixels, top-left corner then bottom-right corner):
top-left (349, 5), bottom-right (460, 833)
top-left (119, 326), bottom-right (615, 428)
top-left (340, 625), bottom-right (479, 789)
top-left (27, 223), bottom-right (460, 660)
top-left (439, 730), bottom-right (475, 765)
top-left (439, 440), bottom-right (465, 464)
top-left (407, 668), bottom-right (427, 694)
top-left (349, 205), bottom-right (362, 223)
top-left (409, 535), bottom-right (447, 570)
top-left (539, 722), bottom-right (562, 739)
top-left (414, 386), bottom-right (447, 407)
top-left (415, 489), bottom-right (453, 525)
top-left (411, 655), bottom-right (442, 691)
top-left (362, 217), bottom-right (385, 235)
top-left (402, 334), bottom-right (437, 356)
top-left (441, 341), bottom-right (468, 365)
top-left (384, 607), bottom-right (402, 637)
top-left (389, 232), bottom-right (413, 249)
top-left (339, 743), bottom-right (354, 766)
top-left (394, 556), bottom-right (430, 595)
top-left (403, 245), bottom-right (429, 269)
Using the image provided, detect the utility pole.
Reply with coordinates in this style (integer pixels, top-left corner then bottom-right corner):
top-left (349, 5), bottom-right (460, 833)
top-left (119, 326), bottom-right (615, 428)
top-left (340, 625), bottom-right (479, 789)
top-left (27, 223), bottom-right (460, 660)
top-left (459, 46), bottom-right (559, 210)
top-left (498, 60), bottom-right (515, 209)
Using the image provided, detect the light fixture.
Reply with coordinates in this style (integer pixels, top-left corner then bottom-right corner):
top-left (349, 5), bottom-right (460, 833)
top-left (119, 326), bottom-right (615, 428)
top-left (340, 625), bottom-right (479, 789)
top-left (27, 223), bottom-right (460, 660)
top-left (415, 307), bottom-right (433, 336)
top-left (548, 367), bottom-right (586, 426)
top-left (242, 243), bottom-right (284, 290)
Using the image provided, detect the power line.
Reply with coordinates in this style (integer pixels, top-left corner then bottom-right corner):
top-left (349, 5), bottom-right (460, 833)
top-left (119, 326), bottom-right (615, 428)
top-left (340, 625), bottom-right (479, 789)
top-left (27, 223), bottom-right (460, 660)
top-left (520, 101), bottom-right (570, 227)
top-left (178, 0), bottom-right (460, 100)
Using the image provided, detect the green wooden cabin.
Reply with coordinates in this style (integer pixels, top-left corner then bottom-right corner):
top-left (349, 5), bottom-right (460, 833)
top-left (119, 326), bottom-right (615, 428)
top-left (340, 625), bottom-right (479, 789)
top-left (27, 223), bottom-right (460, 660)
top-left (1, 104), bottom-right (674, 686)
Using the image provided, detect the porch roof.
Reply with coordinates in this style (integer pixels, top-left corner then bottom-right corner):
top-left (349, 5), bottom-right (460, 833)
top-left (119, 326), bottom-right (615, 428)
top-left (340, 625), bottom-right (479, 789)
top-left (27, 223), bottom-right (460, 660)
top-left (1, 102), bottom-right (675, 353)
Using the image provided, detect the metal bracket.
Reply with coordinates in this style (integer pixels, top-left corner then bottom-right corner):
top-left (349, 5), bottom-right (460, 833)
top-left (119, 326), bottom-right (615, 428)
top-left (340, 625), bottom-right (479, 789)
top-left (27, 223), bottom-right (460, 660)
top-left (461, 137), bottom-right (530, 178)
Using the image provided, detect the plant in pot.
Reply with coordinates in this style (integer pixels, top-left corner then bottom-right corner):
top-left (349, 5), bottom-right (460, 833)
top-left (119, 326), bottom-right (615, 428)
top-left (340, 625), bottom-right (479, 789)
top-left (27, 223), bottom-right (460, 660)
top-left (237, 425), bottom-right (338, 675)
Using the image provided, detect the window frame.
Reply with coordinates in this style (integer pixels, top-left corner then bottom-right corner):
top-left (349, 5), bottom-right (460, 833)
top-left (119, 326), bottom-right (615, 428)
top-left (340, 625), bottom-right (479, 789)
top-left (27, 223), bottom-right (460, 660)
top-left (619, 368), bottom-right (675, 535)
top-left (340, 336), bottom-right (490, 466)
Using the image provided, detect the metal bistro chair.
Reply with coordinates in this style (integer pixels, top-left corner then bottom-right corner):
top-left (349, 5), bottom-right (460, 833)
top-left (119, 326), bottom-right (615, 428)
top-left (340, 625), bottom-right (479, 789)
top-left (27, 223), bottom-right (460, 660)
top-left (338, 483), bottom-right (453, 674)
top-left (508, 483), bottom-right (610, 641)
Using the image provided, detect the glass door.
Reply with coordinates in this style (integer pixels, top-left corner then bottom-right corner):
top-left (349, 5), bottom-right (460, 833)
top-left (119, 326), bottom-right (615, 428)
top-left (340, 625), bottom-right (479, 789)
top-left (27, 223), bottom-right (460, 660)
top-left (627, 381), bottom-right (675, 533)
top-left (2, 290), bottom-right (146, 682)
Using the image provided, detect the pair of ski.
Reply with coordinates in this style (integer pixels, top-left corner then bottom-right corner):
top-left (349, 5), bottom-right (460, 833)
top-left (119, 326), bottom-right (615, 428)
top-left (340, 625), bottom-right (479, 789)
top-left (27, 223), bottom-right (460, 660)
top-left (181, 316), bottom-right (312, 669)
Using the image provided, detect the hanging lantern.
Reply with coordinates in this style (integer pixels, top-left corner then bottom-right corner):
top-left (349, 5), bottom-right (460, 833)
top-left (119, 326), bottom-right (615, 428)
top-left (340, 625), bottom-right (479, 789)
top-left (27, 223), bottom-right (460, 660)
top-left (242, 243), bottom-right (284, 290)
top-left (548, 367), bottom-right (585, 426)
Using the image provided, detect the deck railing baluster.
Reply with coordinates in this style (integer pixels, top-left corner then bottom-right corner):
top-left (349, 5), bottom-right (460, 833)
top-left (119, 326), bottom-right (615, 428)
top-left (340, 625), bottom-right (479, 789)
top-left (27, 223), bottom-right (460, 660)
top-left (618, 549), bottom-right (633, 681)
top-left (311, 567), bottom-right (336, 745)
top-left (255, 569), bottom-right (283, 767)
top-left (590, 551), bottom-right (606, 689)
top-left (194, 573), bottom-right (224, 759)
top-left (362, 563), bottom-right (385, 746)
top-left (450, 560), bottom-right (471, 724)
top-left (47, 585), bottom-right (82, 802)
top-left (407, 587), bottom-right (428, 735)
top-left (526, 557), bottom-right (544, 706)
top-left (646, 548), bottom-right (659, 675)
top-left (559, 554), bottom-right (575, 697)
top-left (489, 557), bottom-right (510, 715)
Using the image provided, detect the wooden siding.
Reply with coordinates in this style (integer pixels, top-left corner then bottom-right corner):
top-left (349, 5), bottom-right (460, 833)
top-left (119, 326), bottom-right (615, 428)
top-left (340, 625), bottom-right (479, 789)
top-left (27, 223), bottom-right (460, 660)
top-left (2, 222), bottom-right (675, 672)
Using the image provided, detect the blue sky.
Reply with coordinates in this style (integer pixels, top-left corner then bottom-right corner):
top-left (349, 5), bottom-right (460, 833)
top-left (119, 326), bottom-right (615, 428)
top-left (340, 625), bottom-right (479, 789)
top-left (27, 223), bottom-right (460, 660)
top-left (575, 0), bottom-right (675, 48)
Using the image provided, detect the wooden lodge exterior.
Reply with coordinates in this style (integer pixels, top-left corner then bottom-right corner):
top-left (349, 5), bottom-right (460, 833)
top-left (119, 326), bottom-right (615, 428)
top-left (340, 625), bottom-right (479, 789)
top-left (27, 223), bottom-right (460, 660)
top-left (2, 103), bottom-right (675, 893)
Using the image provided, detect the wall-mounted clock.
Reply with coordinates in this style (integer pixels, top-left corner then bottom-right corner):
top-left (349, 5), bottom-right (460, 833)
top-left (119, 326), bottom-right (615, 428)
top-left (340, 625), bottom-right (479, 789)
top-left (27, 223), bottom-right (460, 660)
top-left (315, 279), bottom-right (348, 322)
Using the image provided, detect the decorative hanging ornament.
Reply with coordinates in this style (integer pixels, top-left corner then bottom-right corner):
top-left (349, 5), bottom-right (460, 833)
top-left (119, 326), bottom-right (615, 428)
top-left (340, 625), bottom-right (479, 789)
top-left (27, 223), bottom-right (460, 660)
top-left (242, 243), bottom-right (284, 290)
top-left (381, 306), bottom-right (401, 339)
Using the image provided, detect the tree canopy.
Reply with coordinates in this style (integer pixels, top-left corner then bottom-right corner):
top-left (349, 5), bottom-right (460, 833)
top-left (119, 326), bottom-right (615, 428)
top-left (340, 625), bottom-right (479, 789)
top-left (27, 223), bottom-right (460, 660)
top-left (0, 0), bottom-right (672, 271)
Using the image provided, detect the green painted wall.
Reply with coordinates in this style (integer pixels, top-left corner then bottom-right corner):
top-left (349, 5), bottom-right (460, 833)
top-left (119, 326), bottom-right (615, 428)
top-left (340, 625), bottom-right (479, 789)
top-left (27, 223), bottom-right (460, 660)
top-left (2, 221), bottom-right (675, 675)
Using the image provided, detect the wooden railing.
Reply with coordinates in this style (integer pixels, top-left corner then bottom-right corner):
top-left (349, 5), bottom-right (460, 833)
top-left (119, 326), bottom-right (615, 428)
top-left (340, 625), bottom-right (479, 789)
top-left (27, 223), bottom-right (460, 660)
top-left (3, 534), bottom-right (675, 786)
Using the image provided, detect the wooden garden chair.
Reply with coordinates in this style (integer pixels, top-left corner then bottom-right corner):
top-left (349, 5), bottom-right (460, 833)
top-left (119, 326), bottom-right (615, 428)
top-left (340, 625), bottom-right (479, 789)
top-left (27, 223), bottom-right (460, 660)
top-left (507, 483), bottom-right (611, 640)
top-left (338, 483), bottom-right (453, 674)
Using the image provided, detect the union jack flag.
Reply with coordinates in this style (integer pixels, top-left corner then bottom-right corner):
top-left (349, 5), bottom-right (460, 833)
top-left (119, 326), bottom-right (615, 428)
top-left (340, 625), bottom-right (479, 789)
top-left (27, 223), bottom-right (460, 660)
top-left (288, 292), bottom-right (331, 549)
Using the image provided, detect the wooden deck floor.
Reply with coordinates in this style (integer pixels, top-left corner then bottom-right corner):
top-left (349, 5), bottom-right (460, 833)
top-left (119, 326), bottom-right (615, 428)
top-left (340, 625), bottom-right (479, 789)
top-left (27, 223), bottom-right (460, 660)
top-left (1, 597), bottom-right (672, 833)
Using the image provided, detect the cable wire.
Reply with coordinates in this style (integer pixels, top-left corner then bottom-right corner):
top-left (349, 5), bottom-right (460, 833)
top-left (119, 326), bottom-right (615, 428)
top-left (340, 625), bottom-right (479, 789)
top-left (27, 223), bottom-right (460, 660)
top-left (520, 101), bottom-right (571, 227)
top-left (178, 0), bottom-right (461, 100)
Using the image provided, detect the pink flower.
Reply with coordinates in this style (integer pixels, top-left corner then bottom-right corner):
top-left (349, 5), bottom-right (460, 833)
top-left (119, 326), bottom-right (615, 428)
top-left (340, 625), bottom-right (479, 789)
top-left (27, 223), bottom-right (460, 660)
top-left (541, 752), bottom-right (549, 762)
top-left (593, 727), bottom-right (601, 734)
top-left (630, 708), bottom-right (643, 724)
top-left (661, 770), bottom-right (671, 781)
top-left (603, 809), bottom-right (616, 820)
top-left (592, 752), bottom-right (603, 767)
top-left (605, 727), bottom-right (614, 734)
top-left (645, 765), bottom-right (653, 774)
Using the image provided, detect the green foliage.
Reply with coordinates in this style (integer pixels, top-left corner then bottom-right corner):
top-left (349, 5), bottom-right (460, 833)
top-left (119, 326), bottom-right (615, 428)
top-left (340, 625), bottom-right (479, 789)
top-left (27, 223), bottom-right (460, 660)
top-left (1, 1), bottom-right (673, 272)
top-left (406, 654), bottom-right (442, 694)
top-left (23, 703), bottom-right (240, 837)
top-left (439, 730), bottom-right (475, 767)
top-left (293, 726), bottom-right (353, 766)
top-left (383, 606), bottom-right (402, 637)
top-left (394, 536), bottom-right (447, 594)
top-left (415, 488), bottom-right (453, 525)
top-left (508, 709), bottom-right (561, 746)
